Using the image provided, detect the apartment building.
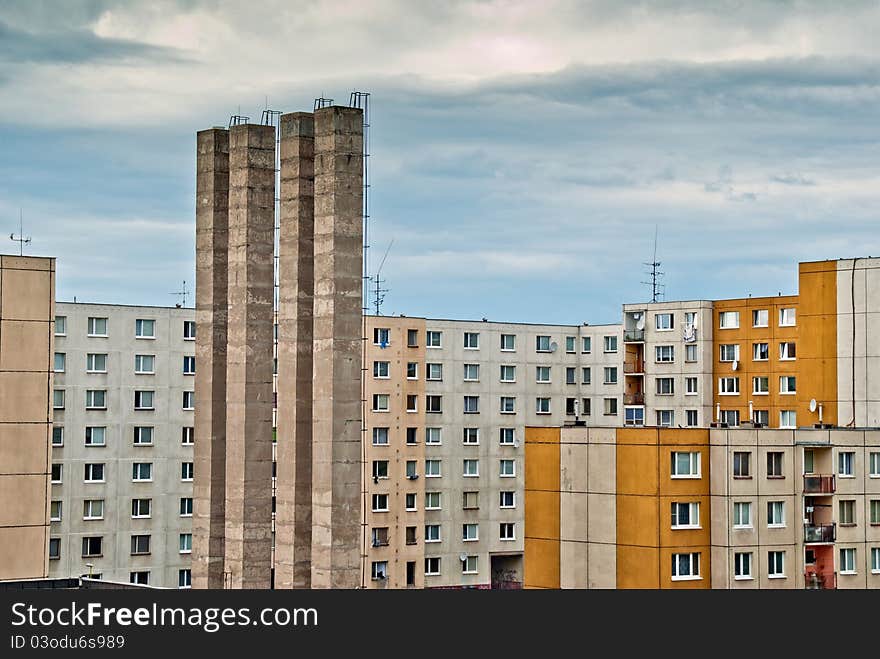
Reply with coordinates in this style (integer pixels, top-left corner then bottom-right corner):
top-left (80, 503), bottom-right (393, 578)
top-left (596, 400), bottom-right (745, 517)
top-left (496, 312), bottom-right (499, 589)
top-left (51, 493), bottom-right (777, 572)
top-left (525, 424), bottom-right (880, 589)
top-left (49, 302), bottom-right (195, 588)
top-left (0, 255), bottom-right (55, 581)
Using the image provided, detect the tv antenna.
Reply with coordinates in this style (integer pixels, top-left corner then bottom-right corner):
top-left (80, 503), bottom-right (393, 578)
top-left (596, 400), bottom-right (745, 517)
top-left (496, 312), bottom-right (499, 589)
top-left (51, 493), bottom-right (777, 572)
top-left (9, 209), bottom-right (31, 255)
top-left (372, 239), bottom-right (393, 316)
top-left (169, 280), bottom-right (190, 308)
top-left (642, 225), bottom-right (665, 303)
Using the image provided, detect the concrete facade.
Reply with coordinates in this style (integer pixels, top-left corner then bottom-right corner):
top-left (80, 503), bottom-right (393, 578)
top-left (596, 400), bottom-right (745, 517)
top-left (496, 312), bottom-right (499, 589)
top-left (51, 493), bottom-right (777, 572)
top-left (49, 302), bottom-right (193, 588)
top-left (0, 255), bottom-right (55, 581)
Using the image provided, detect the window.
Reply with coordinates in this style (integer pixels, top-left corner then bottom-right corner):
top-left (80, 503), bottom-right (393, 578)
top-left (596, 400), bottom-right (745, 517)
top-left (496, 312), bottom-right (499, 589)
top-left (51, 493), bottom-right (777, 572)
top-left (500, 522), bottom-right (515, 541)
top-left (656, 377), bottom-right (674, 395)
top-left (130, 572), bottom-right (150, 585)
top-left (404, 460), bottom-right (417, 479)
top-left (733, 452), bottom-right (751, 478)
top-left (779, 410), bottom-right (796, 428)
top-left (873, 548), bottom-right (880, 573)
top-left (836, 547), bottom-right (856, 575)
top-left (86, 389), bottom-right (107, 410)
top-left (404, 427), bottom-right (417, 445)
top-left (181, 462), bottom-right (194, 481)
top-left (779, 342), bottom-right (796, 360)
top-left (752, 309), bottom-right (768, 328)
top-left (52, 426), bottom-right (64, 447)
top-left (500, 428), bottom-right (516, 445)
top-left (406, 395), bottom-right (418, 413)
top-left (463, 395), bottom-right (480, 413)
top-left (425, 459), bottom-right (441, 477)
top-left (131, 535), bottom-right (151, 555)
top-left (180, 498), bottom-right (193, 516)
top-left (426, 363), bottom-right (442, 381)
top-left (368, 560), bottom-right (388, 582)
top-left (536, 366), bottom-right (551, 383)
top-left (406, 362), bottom-right (418, 379)
top-left (463, 364), bottom-right (480, 381)
top-left (51, 464), bottom-right (62, 483)
top-left (49, 538), bottom-right (60, 560)
top-left (804, 449), bottom-right (815, 474)
top-left (671, 552), bottom-right (700, 580)
top-left (719, 311), bottom-right (739, 329)
top-left (373, 327), bottom-right (390, 346)
top-left (371, 460), bottom-right (389, 480)
top-left (181, 427), bottom-right (194, 445)
top-left (870, 500), bottom-right (880, 525)
top-left (87, 317), bottom-right (108, 337)
top-left (405, 493), bottom-right (417, 511)
top-left (766, 452), bottom-right (783, 477)
top-left (82, 537), bottom-right (103, 557)
top-left (655, 345), bottom-right (675, 363)
top-left (426, 330), bottom-right (441, 348)
top-left (402, 328), bottom-right (417, 348)
top-left (424, 525), bottom-right (440, 543)
top-left (753, 343), bottom-right (769, 361)
top-left (133, 426), bottom-right (152, 446)
top-left (563, 335), bottom-right (576, 353)
top-left (671, 502), bottom-right (700, 529)
top-left (86, 353), bottom-right (107, 373)
top-left (839, 499), bottom-right (855, 525)
top-left (50, 501), bottom-right (62, 522)
top-left (500, 365), bottom-right (516, 382)
top-left (83, 499), bottom-right (104, 520)
top-left (463, 523), bottom-right (479, 542)
top-left (463, 459), bottom-right (479, 477)
top-left (424, 557), bottom-right (441, 576)
top-left (535, 397), bottom-right (551, 414)
top-left (604, 367), bottom-right (618, 385)
top-left (752, 376), bottom-right (769, 394)
top-left (684, 344), bottom-right (697, 362)
top-left (371, 527), bottom-right (389, 548)
top-left (718, 377), bottom-right (739, 395)
top-left (135, 319), bottom-right (155, 339)
top-left (733, 502), bottom-right (752, 528)
top-left (767, 551), bottom-right (785, 577)
top-left (425, 492), bottom-right (441, 510)
top-left (183, 320), bottom-right (196, 340)
top-left (84, 463), bottom-right (105, 482)
top-left (671, 451), bottom-right (700, 478)
top-left (178, 569), bottom-right (191, 589)
top-left (462, 556), bottom-right (478, 574)
top-left (372, 427), bottom-right (389, 446)
top-left (566, 367), bottom-right (576, 385)
top-left (500, 459), bottom-right (516, 477)
top-left (684, 311), bottom-right (697, 327)
top-left (501, 333), bottom-right (516, 351)
top-left (132, 462), bottom-right (152, 482)
top-left (54, 352), bottom-right (65, 373)
top-left (581, 367), bottom-right (591, 385)
top-left (500, 397), bottom-right (516, 414)
top-left (135, 354), bottom-right (155, 374)
top-left (655, 313), bottom-right (673, 331)
top-left (838, 451), bottom-right (855, 477)
top-left (719, 344), bottom-right (739, 362)
top-left (133, 390), bottom-right (153, 410)
top-left (656, 410), bottom-right (674, 427)
top-left (685, 410), bottom-right (698, 427)
top-left (734, 552), bottom-right (752, 579)
top-left (463, 428), bottom-right (479, 445)
top-left (536, 335), bottom-right (551, 352)
top-left (131, 498), bottom-right (152, 518)
top-left (425, 427), bottom-right (441, 445)
top-left (753, 409), bottom-right (769, 426)
top-left (779, 307), bottom-right (796, 327)
top-left (765, 501), bottom-right (785, 528)
top-left (463, 332), bottom-right (479, 349)
top-left (582, 336), bottom-right (591, 353)
top-left (566, 397), bottom-right (577, 416)
top-left (371, 494), bottom-right (389, 512)
top-left (372, 394), bottom-right (389, 412)
top-left (604, 398), bottom-right (618, 416)
top-left (500, 491), bottom-right (516, 508)
top-left (604, 336), bottom-right (618, 353)
top-left (373, 361), bottom-right (390, 378)
top-left (53, 389), bottom-right (65, 410)
top-left (871, 452), bottom-right (880, 477)
top-left (625, 408), bottom-right (644, 427)
top-left (462, 491), bottom-right (479, 510)
top-left (55, 316), bottom-right (67, 336)
top-left (779, 376), bottom-right (796, 394)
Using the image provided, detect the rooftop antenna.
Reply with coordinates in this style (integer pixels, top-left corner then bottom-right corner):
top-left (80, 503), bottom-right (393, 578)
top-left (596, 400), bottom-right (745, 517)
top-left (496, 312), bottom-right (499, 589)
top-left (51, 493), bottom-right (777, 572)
top-left (642, 225), bottom-right (665, 303)
top-left (372, 239), bottom-right (393, 316)
top-left (9, 209), bottom-right (31, 255)
top-left (169, 280), bottom-right (189, 308)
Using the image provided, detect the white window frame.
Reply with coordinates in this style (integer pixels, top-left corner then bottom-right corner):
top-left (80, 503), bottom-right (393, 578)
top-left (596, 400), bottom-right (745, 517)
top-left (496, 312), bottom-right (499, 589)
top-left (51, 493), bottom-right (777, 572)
top-left (500, 459), bottom-right (516, 478)
top-left (719, 377), bottom-right (740, 395)
top-left (463, 427), bottom-right (480, 445)
top-left (500, 334), bottom-right (516, 351)
top-left (671, 501), bottom-right (700, 529)
top-left (719, 344), bottom-right (739, 363)
top-left (779, 342), bottom-right (796, 360)
top-left (535, 397), bottom-right (551, 414)
top-left (425, 492), bottom-right (441, 510)
top-left (752, 309), bottom-right (768, 328)
top-left (500, 522), bottom-right (516, 541)
top-left (779, 376), bottom-right (796, 395)
top-left (463, 332), bottom-right (480, 350)
top-left (500, 396), bottom-right (516, 414)
top-left (779, 410), bottom-right (796, 429)
top-left (424, 524), bottom-right (441, 543)
top-left (86, 353), bottom-right (107, 373)
top-left (132, 462), bottom-right (152, 482)
top-left (733, 501), bottom-right (752, 529)
top-left (655, 313), bottom-right (673, 331)
top-left (426, 330), bottom-right (442, 348)
top-left (372, 394), bottom-right (390, 412)
top-left (87, 317), bottom-right (108, 337)
top-left (462, 523), bottom-right (479, 542)
top-left (426, 363), bottom-right (443, 381)
top-left (135, 319), bottom-right (155, 339)
top-left (425, 427), bottom-right (442, 445)
top-left (779, 307), bottom-right (796, 327)
top-left (655, 345), bottom-right (674, 363)
top-left (839, 547), bottom-right (856, 575)
top-left (500, 364), bottom-right (516, 383)
top-left (671, 451), bottom-right (701, 479)
top-left (767, 501), bottom-right (785, 528)
top-left (373, 361), bottom-right (390, 379)
top-left (734, 552), bottom-right (753, 580)
top-left (463, 459), bottom-right (479, 477)
top-left (685, 377), bottom-right (698, 395)
top-left (500, 491), bottom-right (516, 509)
top-left (671, 552), bottom-right (701, 581)
top-left (753, 342), bottom-right (769, 361)
top-left (719, 311), bottom-right (740, 329)
top-left (84, 426), bottom-right (106, 447)
top-left (371, 494), bottom-right (389, 512)
top-left (425, 459), bottom-right (442, 478)
top-left (134, 354), bottom-right (155, 374)
top-left (55, 316), bottom-right (67, 336)
top-left (838, 451), bottom-right (855, 478)
top-left (83, 499), bottom-right (104, 521)
top-left (604, 335), bottom-right (618, 353)
top-left (752, 376), bottom-right (769, 395)
top-left (463, 395), bottom-right (480, 414)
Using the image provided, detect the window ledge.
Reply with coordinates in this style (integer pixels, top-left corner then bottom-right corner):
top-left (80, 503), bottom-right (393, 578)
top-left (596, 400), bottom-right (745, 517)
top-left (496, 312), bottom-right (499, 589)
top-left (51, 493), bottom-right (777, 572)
top-left (733, 525), bottom-right (753, 530)
top-left (767, 574), bottom-right (787, 580)
top-left (840, 523), bottom-right (857, 527)
top-left (839, 571), bottom-right (857, 576)
top-left (672, 525), bottom-right (702, 531)
top-left (671, 475), bottom-right (701, 480)
top-left (838, 475), bottom-right (855, 479)
top-left (767, 524), bottom-right (786, 529)
top-left (734, 576), bottom-right (754, 581)
top-left (767, 475), bottom-right (785, 480)
top-left (670, 575), bottom-right (702, 582)
top-left (733, 476), bottom-right (752, 480)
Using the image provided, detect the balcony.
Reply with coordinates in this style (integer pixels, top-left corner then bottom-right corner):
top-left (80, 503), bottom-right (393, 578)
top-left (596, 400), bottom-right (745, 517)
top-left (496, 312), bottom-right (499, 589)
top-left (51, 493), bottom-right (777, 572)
top-left (624, 392), bottom-right (645, 405)
top-left (623, 329), bottom-right (645, 343)
top-left (623, 362), bottom-right (644, 375)
top-left (803, 474), bottom-right (836, 494)
top-left (804, 571), bottom-right (836, 590)
top-left (804, 522), bottom-right (836, 544)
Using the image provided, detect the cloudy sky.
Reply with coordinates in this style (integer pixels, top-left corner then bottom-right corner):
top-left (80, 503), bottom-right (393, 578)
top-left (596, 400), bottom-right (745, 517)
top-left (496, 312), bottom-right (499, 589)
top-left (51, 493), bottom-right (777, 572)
top-left (1, 1), bottom-right (879, 324)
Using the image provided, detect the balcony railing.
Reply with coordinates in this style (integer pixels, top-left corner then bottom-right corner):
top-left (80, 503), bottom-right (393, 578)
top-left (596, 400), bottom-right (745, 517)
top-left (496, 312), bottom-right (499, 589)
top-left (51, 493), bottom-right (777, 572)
top-left (623, 362), bottom-right (644, 374)
top-left (623, 329), bottom-right (645, 343)
top-left (804, 571), bottom-right (836, 590)
top-left (803, 474), bottom-right (836, 494)
top-left (624, 392), bottom-right (645, 405)
top-left (804, 522), bottom-right (836, 543)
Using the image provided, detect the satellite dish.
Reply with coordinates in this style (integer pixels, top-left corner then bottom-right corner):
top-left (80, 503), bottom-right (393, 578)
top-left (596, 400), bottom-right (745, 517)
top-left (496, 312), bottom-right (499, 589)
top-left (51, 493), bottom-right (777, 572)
top-left (459, 553), bottom-right (468, 562)
top-left (636, 316), bottom-right (645, 330)
top-left (549, 341), bottom-right (558, 353)
top-left (732, 360), bottom-right (739, 371)
top-left (809, 399), bottom-right (817, 412)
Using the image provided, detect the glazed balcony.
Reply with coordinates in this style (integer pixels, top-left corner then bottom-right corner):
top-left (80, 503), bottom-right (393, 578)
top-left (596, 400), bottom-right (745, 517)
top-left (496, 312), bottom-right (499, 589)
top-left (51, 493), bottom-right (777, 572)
top-left (804, 522), bottom-right (836, 544)
top-left (803, 474), bottom-right (836, 494)
top-left (623, 329), bottom-right (645, 343)
top-left (804, 571), bottom-right (836, 590)
top-left (624, 392), bottom-right (645, 405)
top-left (623, 361), bottom-right (644, 375)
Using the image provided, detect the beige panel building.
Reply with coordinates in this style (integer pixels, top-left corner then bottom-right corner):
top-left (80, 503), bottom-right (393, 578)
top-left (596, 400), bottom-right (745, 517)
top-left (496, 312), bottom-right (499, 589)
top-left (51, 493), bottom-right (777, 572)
top-left (0, 255), bottom-right (55, 581)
